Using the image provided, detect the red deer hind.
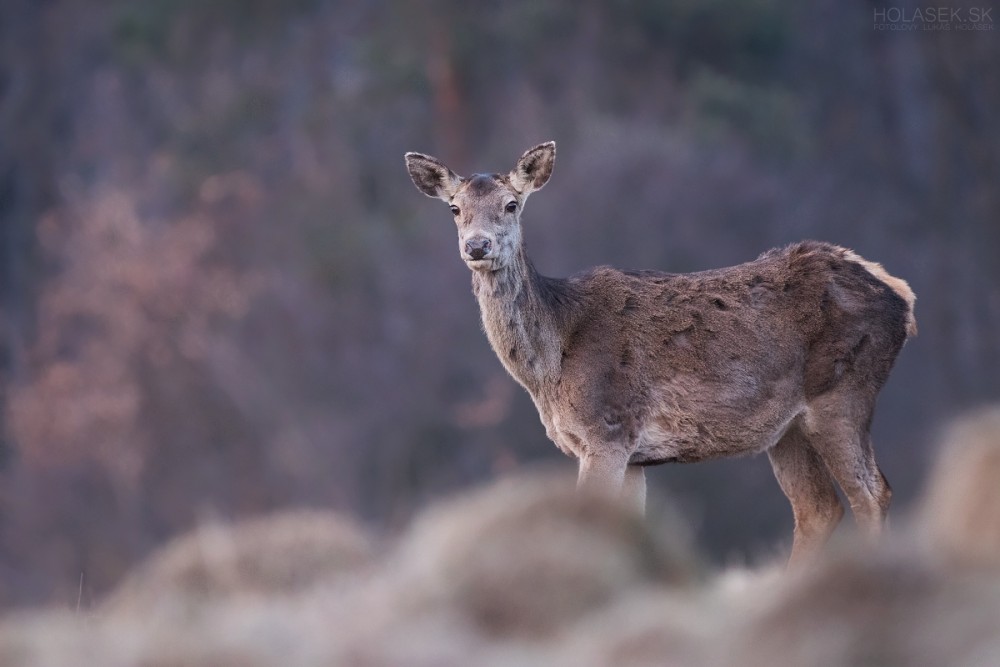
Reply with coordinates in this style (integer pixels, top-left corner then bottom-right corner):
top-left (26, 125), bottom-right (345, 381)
top-left (405, 142), bottom-right (916, 563)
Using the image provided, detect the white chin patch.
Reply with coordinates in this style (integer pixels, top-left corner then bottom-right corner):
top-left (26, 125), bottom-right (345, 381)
top-left (465, 258), bottom-right (494, 271)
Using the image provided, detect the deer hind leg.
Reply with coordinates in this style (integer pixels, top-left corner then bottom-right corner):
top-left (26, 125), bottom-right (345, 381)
top-left (622, 465), bottom-right (646, 515)
top-left (803, 396), bottom-right (892, 540)
top-left (768, 423), bottom-right (844, 565)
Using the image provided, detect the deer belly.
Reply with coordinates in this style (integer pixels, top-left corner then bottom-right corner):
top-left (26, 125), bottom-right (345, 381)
top-left (631, 383), bottom-right (804, 464)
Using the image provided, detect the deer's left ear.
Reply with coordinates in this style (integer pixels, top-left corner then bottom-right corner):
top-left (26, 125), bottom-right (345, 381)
top-left (405, 152), bottom-right (463, 201)
top-left (510, 141), bottom-right (556, 196)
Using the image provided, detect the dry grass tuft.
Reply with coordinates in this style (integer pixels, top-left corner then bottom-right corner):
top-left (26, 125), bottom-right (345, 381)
top-left (102, 510), bottom-right (374, 617)
top-left (722, 543), bottom-right (1000, 667)
top-left (381, 470), bottom-right (698, 638)
top-left (919, 406), bottom-right (1000, 570)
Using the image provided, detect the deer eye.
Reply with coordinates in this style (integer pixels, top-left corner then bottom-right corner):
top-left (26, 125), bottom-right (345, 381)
top-left (450, 205), bottom-right (460, 216)
top-left (505, 201), bottom-right (517, 213)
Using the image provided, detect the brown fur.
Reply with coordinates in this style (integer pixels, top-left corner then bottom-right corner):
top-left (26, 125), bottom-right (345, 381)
top-left (405, 142), bottom-right (916, 562)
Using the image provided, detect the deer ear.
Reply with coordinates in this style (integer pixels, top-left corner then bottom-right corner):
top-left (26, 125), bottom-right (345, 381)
top-left (405, 152), bottom-right (463, 201)
top-left (510, 141), bottom-right (556, 195)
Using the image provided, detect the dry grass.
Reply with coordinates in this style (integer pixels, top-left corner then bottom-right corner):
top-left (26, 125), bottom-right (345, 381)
top-left (725, 544), bottom-right (1000, 666)
top-left (102, 510), bottom-right (374, 615)
top-left (918, 406), bottom-right (1000, 570)
top-left (2, 409), bottom-right (1000, 666)
top-left (379, 471), bottom-right (698, 637)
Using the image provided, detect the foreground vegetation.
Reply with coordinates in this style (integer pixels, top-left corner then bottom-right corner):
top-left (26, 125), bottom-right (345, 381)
top-left (0, 408), bottom-right (998, 666)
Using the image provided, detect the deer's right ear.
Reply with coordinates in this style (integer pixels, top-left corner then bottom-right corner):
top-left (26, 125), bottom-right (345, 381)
top-left (405, 152), bottom-right (463, 201)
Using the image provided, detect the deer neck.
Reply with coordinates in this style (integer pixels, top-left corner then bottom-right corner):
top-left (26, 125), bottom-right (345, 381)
top-left (471, 248), bottom-right (568, 393)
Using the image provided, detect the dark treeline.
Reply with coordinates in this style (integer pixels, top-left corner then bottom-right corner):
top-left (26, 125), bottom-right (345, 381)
top-left (0, 0), bottom-right (997, 607)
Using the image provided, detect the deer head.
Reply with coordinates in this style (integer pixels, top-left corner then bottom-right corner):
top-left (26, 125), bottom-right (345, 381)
top-left (404, 142), bottom-right (556, 272)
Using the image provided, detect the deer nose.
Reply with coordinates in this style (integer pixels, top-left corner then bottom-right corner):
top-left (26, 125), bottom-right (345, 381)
top-left (465, 237), bottom-right (492, 261)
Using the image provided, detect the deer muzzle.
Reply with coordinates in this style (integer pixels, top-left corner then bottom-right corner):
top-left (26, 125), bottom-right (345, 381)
top-left (464, 237), bottom-right (492, 261)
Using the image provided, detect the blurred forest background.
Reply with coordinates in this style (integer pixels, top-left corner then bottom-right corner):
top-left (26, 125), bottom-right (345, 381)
top-left (0, 0), bottom-right (997, 608)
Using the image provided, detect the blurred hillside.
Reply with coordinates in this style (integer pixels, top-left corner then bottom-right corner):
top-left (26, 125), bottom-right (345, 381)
top-left (0, 0), bottom-right (998, 607)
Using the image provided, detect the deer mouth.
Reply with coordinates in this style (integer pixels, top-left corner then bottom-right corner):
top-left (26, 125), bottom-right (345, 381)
top-left (465, 258), bottom-right (497, 271)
